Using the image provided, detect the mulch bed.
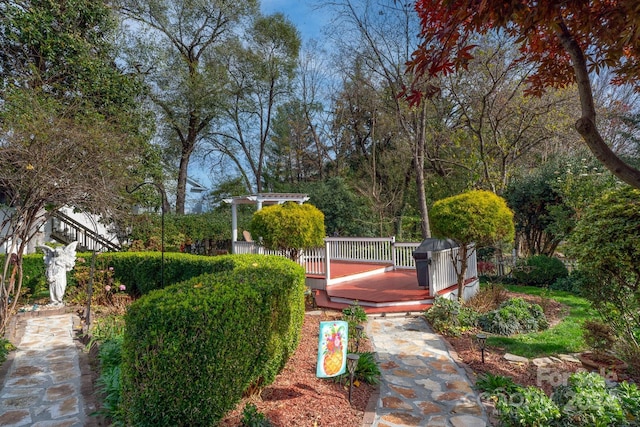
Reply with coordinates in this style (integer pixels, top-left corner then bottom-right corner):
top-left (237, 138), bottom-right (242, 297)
top-left (218, 311), bottom-right (376, 427)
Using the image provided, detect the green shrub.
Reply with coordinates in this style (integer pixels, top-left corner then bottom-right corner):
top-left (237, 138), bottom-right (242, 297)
top-left (549, 268), bottom-right (591, 294)
top-left (0, 338), bottom-right (15, 365)
top-left (567, 186), bottom-right (640, 369)
top-left (424, 296), bottom-right (478, 337)
top-left (342, 301), bottom-right (367, 329)
top-left (95, 337), bottom-right (124, 424)
top-left (250, 202), bottom-right (325, 260)
top-left (334, 351), bottom-right (381, 385)
top-left (616, 381), bottom-right (640, 423)
top-left (127, 211), bottom-right (240, 253)
top-left (478, 298), bottom-right (548, 336)
top-left (119, 256), bottom-right (305, 426)
top-left (475, 372), bottom-right (519, 395)
top-left (492, 371), bottom-right (640, 427)
top-left (496, 385), bottom-right (561, 427)
top-left (354, 351), bottom-right (380, 385)
top-left (95, 252), bottom-right (273, 295)
top-left (513, 255), bottom-right (568, 287)
top-left (20, 253), bottom-right (47, 297)
top-left (240, 403), bottom-right (272, 427)
top-left (552, 372), bottom-right (625, 426)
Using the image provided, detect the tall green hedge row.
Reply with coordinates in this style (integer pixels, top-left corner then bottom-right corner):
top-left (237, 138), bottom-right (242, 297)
top-left (80, 252), bottom-right (278, 295)
top-left (119, 255), bottom-right (305, 426)
top-left (0, 253), bottom-right (47, 297)
top-left (14, 251), bottom-right (296, 297)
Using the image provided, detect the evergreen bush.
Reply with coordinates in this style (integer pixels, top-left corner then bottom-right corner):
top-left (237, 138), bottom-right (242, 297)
top-left (492, 371), bottom-right (640, 427)
top-left (495, 385), bottom-right (561, 426)
top-left (249, 202), bottom-right (325, 260)
top-left (512, 255), bottom-right (568, 287)
top-left (549, 268), bottom-right (591, 294)
top-left (119, 256), bottom-right (305, 426)
top-left (552, 372), bottom-right (625, 426)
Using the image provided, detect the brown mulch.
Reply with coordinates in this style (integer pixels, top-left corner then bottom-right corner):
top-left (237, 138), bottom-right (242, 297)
top-left (447, 334), bottom-right (583, 395)
top-left (78, 290), bottom-right (638, 425)
top-left (218, 311), bottom-right (376, 427)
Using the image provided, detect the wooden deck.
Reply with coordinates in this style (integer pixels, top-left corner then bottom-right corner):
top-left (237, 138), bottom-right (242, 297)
top-left (310, 261), bottom-right (446, 314)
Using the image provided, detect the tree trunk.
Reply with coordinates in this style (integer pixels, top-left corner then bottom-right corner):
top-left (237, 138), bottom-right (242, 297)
top-left (556, 20), bottom-right (640, 190)
top-left (457, 245), bottom-right (469, 301)
top-left (415, 104), bottom-right (431, 239)
top-left (175, 152), bottom-right (190, 215)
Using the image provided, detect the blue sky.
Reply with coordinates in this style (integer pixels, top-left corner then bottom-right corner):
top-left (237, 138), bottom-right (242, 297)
top-left (260, 0), bottom-right (328, 41)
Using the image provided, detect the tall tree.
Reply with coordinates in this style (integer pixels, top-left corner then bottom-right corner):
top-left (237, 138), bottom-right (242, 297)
top-left (116, 0), bottom-right (258, 213)
top-left (444, 35), bottom-right (580, 193)
top-left (0, 0), bottom-right (148, 331)
top-left (326, 0), bottom-right (459, 239)
top-left (264, 40), bottom-right (334, 188)
top-left (408, 0), bottom-right (640, 189)
top-left (266, 100), bottom-right (323, 185)
top-left (204, 13), bottom-right (300, 193)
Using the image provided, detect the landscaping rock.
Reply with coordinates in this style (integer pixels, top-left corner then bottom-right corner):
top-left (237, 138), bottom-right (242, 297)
top-left (503, 353), bottom-right (529, 364)
top-left (558, 354), bottom-right (581, 363)
top-left (532, 357), bottom-right (554, 367)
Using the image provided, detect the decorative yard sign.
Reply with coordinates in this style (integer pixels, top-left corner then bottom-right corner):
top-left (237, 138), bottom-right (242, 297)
top-left (316, 321), bottom-right (348, 378)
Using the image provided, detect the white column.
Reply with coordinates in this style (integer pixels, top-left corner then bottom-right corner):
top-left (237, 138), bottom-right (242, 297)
top-left (324, 238), bottom-right (331, 289)
top-left (231, 203), bottom-right (238, 254)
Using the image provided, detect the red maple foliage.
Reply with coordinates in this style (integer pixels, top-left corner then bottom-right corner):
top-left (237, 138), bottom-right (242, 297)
top-left (406, 0), bottom-right (640, 188)
top-left (407, 1), bottom-right (640, 99)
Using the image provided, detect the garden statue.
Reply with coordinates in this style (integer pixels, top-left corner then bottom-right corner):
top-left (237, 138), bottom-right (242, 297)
top-left (38, 242), bottom-right (78, 306)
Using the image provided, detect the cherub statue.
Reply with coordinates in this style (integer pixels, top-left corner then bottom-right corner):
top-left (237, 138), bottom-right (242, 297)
top-left (37, 242), bottom-right (78, 306)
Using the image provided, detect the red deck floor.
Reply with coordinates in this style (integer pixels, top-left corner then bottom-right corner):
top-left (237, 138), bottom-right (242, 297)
top-left (309, 261), bottom-right (435, 314)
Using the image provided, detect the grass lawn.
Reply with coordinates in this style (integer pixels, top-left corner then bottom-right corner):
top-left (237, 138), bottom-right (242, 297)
top-left (486, 284), bottom-right (595, 358)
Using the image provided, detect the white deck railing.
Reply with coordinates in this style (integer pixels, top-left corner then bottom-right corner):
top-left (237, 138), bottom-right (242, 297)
top-left (231, 237), bottom-right (478, 294)
top-left (325, 237), bottom-right (395, 263)
top-left (393, 242), bottom-right (421, 269)
top-left (429, 246), bottom-right (477, 295)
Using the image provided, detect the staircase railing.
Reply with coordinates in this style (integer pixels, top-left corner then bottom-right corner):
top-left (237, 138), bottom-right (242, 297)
top-left (50, 210), bottom-right (121, 252)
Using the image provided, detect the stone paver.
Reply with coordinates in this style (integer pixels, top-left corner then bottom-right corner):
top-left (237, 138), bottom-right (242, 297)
top-left (0, 314), bottom-right (86, 427)
top-left (366, 316), bottom-right (488, 427)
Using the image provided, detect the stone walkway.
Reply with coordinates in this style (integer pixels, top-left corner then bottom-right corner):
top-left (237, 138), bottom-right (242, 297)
top-left (366, 315), bottom-right (488, 427)
top-left (0, 313), bottom-right (90, 427)
top-left (0, 311), bottom-right (489, 427)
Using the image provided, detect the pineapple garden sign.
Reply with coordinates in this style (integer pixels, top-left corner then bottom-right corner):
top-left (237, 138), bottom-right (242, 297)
top-left (316, 321), bottom-right (348, 378)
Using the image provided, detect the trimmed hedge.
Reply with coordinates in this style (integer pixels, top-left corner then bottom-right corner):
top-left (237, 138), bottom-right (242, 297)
top-left (89, 252), bottom-right (277, 296)
top-left (119, 255), bottom-right (305, 426)
top-left (13, 251), bottom-right (299, 299)
top-left (0, 253), bottom-right (47, 297)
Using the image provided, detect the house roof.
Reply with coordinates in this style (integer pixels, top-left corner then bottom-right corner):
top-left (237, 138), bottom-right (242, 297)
top-left (222, 193), bottom-right (310, 206)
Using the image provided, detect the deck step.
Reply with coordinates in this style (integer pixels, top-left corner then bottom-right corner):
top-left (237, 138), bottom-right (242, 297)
top-left (313, 290), bottom-right (433, 314)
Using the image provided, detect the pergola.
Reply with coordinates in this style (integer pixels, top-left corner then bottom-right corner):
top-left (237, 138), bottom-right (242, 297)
top-left (223, 193), bottom-right (309, 252)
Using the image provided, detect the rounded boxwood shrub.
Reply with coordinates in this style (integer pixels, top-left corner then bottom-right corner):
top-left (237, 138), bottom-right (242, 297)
top-left (119, 256), bottom-right (305, 426)
top-left (513, 255), bottom-right (568, 287)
